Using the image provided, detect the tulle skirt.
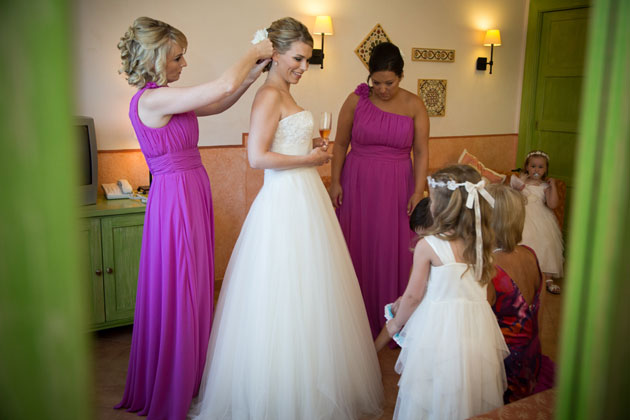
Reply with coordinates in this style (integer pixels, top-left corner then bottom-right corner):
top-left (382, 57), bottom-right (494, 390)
top-left (521, 201), bottom-right (564, 277)
top-left (189, 167), bottom-right (383, 420)
top-left (394, 300), bottom-right (509, 420)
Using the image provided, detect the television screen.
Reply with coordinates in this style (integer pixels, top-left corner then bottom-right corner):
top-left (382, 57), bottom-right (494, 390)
top-left (76, 125), bottom-right (93, 186)
top-left (75, 116), bottom-right (98, 205)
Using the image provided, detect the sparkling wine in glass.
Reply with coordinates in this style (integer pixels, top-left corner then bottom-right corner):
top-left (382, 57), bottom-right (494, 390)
top-left (319, 112), bottom-right (332, 140)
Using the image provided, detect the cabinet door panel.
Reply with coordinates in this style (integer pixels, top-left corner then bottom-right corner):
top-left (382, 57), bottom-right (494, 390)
top-left (78, 218), bottom-right (105, 325)
top-left (101, 214), bottom-right (144, 322)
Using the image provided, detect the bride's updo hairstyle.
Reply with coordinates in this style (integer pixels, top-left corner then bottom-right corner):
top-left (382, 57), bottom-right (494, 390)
top-left (367, 42), bottom-right (404, 83)
top-left (118, 16), bottom-right (188, 88)
top-left (426, 164), bottom-right (495, 284)
top-left (264, 17), bottom-right (313, 71)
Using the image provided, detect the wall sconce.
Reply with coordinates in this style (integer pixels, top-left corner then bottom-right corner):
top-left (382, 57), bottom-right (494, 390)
top-left (476, 29), bottom-right (501, 74)
top-left (310, 16), bottom-right (333, 69)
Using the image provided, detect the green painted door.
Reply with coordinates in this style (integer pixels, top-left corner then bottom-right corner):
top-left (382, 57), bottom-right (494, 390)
top-left (78, 218), bottom-right (105, 325)
top-left (101, 214), bottom-right (144, 322)
top-left (530, 7), bottom-right (590, 229)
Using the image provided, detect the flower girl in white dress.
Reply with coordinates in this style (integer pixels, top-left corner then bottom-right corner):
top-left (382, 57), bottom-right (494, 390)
top-left (510, 150), bottom-right (564, 294)
top-left (189, 17), bottom-right (383, 420)
top-left (376, 164), bottom-right (509, 420)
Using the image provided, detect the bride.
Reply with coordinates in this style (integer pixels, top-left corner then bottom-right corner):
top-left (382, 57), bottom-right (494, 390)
top-left (189, 17), bottom-right (383, 420)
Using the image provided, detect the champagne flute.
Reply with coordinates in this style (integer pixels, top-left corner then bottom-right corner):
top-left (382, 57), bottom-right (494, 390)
top-left (319, 112), bottom-right (332, 149)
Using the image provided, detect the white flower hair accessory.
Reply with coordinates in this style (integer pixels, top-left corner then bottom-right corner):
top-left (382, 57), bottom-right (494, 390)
top-left (526, 150), bottom-right (549, 160)
top-left (251, 29), bottom-right (268, 45)
top-left (427, 177), bottom-right (459, 190)
top-left (427, 176), bottom-right (495, 281)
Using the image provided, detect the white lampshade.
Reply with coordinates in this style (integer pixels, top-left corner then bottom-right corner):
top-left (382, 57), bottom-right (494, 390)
top-left (483, 29), bottom-right (502, 46)
top-left (313, 16), bottom-right (333, 35)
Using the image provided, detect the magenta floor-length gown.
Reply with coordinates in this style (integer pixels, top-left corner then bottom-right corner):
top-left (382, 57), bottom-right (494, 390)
top-left (115, 82), bottom-right (214, 420)
top-left (337, 83), bottom-right (415, 338)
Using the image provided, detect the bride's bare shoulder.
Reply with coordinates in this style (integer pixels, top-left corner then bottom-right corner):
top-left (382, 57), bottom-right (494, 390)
top-left (252, 84), bottom-right (282, 110)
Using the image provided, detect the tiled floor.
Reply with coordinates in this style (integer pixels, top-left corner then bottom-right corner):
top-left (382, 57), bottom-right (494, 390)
top-left (91, 280), bottom-right (564, 420)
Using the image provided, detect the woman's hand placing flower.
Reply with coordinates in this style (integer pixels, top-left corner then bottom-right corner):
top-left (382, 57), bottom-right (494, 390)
top-left (250, 29), bottom-right (272, 64)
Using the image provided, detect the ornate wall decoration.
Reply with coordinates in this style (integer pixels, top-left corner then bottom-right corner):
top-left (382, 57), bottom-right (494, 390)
top-left (355, 24), bottom-right (392, 69)
top-left (411, 48), bottom-right (455, 63)
top-left (417, 79), bottom-right (447, 117)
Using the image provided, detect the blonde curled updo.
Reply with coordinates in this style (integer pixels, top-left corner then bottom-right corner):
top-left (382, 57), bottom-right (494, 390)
top-left (263, 17), bottom-right (313, 72)
top-left (118, 16), bottom-right (187, 88)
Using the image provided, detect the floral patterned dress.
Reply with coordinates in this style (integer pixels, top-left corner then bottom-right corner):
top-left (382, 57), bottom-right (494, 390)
top-left (491, 246), bottom-right (554, 402)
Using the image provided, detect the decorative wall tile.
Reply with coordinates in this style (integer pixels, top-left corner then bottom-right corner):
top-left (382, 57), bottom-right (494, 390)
top-left (417, 79), bottom-right (447, 117)
top-left (411, 48), bottom-right (455, 62)
top-left (355, 24), bottom-right (392, 69)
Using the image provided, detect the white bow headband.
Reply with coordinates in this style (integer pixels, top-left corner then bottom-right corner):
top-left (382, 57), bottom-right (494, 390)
top-left (427, 176), bottom-right (495, 281)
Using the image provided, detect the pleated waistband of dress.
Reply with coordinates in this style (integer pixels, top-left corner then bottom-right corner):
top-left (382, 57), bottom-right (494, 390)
top-left (146, 148), bottom-right (203, 175)
top-left (349, 147), bottom-right (410, 161)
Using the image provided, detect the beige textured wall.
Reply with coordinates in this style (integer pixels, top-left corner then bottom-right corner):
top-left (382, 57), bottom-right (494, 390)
top-left (98, 134), bottom-right (516, 280)
top-left (74, 0), bottom-right (528, 149)
top-left (85, 0), bottom-right (524, 280)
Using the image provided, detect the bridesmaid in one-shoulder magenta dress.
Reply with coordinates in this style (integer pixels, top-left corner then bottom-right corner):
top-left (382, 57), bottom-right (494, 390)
top-left (114, 17), bottom-right (272, 420)
top-left (330, 42), bottom-right (429, 338)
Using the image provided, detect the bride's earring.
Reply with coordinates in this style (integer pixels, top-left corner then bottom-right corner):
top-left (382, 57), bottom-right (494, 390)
top-left (273, 61), bottom-right (278, 66)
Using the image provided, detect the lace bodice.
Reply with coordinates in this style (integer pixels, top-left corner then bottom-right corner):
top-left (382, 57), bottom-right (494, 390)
top-left (270, 110), bottom-right (313, 156)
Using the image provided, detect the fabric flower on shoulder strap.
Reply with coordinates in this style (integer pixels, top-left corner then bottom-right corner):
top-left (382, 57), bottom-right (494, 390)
top-left (355, 83), bottom-right (371, 98)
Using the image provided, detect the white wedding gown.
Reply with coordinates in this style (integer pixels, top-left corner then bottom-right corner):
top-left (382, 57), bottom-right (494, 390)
top-left (189, 110), bottom-right (384, 420)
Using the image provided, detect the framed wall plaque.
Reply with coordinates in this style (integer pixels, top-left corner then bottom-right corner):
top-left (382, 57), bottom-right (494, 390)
top-left (411, 48), bottom-right (455, 63)
top-left (355, 24), bottom-right (392, 69)
top-left (417, 79), bottom-right (447, 117)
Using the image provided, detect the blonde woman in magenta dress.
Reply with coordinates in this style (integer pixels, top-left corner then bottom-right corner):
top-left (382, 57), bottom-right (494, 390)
top-left (115, 17), bottom-right (272, 420)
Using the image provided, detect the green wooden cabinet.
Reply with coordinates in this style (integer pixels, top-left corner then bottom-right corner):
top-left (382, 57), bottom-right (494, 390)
top-left (79, 197), bottom-right (145, 330)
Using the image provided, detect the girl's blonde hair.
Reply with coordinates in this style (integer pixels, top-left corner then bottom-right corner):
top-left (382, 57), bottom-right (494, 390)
top-left (263, 17), bottom-right (313, 72)
top-left (425, 164), bottom-right (495, 284)
top-left (118, 17), bottom-right (188, 88)
top-left (486, 184), bottom-right (526, 252)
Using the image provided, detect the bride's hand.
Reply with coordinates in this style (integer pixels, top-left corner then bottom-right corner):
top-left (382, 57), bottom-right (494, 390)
top-left (309, 146), bottom-right (332, 166)
top-left (312, 137), bottom-right (329, 151)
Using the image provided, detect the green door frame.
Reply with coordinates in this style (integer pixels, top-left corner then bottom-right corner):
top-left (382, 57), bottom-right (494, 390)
top-left (556, 0), bottom-right (630, 418)
top-left (518, 0), bottom-right (591, 163)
